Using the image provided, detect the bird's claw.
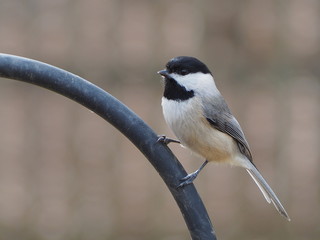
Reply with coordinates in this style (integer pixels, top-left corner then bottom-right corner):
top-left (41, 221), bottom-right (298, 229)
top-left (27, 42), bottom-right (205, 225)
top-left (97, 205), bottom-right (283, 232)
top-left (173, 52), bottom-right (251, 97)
top-left (177, 172), bottom-right (198, 188)
top-left (157, 135), bottom-right (180, 145)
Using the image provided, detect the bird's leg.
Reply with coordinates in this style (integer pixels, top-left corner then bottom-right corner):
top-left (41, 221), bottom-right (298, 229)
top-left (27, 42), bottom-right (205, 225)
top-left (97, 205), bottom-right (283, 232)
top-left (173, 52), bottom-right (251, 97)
top-left (178, 160), bottom-right (209, 188)
top-left (157, 135), bottom-right (180, 145)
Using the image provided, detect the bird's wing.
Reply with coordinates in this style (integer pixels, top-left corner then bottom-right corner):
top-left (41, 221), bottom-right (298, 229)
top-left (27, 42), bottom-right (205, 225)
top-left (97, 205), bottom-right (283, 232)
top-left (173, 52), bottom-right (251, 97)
top-left (203, 99), bottom-right (253, 162)
top-left (202, 98), bottom-right (291, 220)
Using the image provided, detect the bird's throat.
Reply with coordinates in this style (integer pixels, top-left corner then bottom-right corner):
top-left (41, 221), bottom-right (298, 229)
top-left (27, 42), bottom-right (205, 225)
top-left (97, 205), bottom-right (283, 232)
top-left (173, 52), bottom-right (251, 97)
top-left (163, 77), bottom-right (194, 101)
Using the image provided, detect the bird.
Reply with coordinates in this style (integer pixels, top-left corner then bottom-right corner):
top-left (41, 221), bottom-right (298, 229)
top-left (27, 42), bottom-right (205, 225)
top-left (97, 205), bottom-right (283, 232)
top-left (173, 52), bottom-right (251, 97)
top-left (157, 56), bottom-right (290, 221)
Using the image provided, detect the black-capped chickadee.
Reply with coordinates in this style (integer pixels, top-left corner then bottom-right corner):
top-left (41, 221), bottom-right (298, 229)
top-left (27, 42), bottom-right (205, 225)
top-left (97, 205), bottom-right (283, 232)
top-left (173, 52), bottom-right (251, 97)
top-left (158, 56), bottom-right (290, 221)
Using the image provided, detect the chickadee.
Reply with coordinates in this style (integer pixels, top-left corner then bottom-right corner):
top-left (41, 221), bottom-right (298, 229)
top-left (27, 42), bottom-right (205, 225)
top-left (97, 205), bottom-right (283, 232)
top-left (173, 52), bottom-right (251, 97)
top-left (158, 56), bottom-right (290, 221)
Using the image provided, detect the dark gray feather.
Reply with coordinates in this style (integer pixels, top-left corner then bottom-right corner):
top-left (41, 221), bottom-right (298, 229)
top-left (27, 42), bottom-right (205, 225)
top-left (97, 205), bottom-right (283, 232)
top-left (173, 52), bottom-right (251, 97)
top-left (203, 96), bottom-right (253, 162)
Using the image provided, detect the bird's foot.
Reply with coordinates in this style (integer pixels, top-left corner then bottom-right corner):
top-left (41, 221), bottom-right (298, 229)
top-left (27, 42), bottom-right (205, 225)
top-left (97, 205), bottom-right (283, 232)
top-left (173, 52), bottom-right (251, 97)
top-left (177, 171), bottom-right (199, 188)
top-left (157, 135), bottom-right (180, 145)
top-left (177, 160), bottom-right (208, 189)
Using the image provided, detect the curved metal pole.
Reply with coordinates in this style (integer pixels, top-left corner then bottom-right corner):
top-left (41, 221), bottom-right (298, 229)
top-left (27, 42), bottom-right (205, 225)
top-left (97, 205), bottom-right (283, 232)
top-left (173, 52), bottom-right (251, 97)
top-left (0, 54), bottom-right (216, 240)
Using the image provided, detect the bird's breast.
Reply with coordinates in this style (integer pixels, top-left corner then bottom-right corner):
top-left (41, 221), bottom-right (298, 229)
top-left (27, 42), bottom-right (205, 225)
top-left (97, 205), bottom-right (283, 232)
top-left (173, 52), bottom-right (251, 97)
top-left (161, 97), bottom-right (237, 163)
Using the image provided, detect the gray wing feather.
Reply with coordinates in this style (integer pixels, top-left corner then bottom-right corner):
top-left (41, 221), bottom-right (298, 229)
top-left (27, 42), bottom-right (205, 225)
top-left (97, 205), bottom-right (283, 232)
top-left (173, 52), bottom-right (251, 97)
top-left (203, 96), bottom-right (253, 162)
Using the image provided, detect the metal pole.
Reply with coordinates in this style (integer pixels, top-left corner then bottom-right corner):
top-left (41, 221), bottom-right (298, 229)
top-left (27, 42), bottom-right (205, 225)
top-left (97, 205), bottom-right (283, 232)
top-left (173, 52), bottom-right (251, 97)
top-left (0, 54), bottom-right (216, 240)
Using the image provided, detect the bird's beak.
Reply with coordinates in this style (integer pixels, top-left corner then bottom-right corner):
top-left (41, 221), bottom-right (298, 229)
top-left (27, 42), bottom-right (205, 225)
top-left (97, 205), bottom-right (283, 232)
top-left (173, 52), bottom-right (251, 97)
top-left (157, 69), bottom-right (169, 77)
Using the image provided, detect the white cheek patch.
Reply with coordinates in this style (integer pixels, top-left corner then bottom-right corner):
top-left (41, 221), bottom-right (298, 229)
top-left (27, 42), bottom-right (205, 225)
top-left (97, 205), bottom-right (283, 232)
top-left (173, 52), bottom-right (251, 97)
top-left (169, 73), bottom-right (220, 97)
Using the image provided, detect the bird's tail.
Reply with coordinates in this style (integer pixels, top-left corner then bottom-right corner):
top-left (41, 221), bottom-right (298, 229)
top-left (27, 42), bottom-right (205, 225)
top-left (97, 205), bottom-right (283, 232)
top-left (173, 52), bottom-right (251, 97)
top-left (246, 165), bottom-right (290, 221)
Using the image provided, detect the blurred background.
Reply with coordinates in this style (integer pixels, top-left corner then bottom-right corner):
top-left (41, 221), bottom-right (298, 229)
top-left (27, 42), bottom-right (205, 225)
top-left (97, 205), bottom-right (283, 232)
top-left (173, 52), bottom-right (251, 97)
top-left (0, 0), bottom-right (319, 239)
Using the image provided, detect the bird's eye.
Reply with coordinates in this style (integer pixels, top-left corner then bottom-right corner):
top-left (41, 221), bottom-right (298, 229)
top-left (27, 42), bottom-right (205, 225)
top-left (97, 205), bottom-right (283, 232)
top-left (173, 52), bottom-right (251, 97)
top-left (180, 69), bottom-right (189, 75)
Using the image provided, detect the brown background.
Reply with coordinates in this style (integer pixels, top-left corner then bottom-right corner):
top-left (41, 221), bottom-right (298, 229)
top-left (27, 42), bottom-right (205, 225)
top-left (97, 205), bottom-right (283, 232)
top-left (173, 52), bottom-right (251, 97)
top-left (0, 0), bottom-right (319, 239)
